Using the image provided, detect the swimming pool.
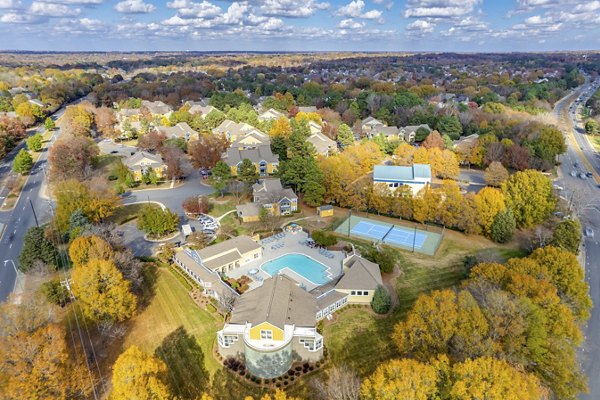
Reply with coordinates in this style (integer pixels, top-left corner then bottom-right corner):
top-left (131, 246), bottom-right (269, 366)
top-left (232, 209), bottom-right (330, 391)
top-left (260, 253), bottom-right (332, 285)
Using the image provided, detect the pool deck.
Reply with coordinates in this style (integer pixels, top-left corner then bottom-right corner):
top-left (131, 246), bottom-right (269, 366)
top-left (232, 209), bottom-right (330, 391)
top-left (226, 231), bottom-right (345, 292)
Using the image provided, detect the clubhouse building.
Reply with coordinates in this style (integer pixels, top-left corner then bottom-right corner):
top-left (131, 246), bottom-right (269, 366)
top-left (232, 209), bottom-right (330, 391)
top-left (373, 164), bottom-right (432, 195)
top-left (172, 232), bottom-right (385, 379)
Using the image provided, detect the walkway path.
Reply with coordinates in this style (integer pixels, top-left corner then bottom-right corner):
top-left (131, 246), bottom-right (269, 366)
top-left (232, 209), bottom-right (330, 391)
top-left (216, 209), bottom-right (237, 221)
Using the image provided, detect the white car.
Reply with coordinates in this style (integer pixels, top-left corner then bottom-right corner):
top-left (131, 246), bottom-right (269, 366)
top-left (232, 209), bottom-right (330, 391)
top-left (585, 227), bottom-right (594, 238)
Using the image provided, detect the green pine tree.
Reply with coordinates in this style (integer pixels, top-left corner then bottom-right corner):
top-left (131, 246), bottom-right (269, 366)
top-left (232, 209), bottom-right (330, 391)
top-left (19, 226), bottom-right (58, 272)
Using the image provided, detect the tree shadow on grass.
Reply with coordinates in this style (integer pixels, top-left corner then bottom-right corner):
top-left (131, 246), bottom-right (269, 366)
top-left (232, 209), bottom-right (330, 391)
top-left (155, 326), bottom-right (210, 400)
top-left (136, 262), bottom-right (159, 310)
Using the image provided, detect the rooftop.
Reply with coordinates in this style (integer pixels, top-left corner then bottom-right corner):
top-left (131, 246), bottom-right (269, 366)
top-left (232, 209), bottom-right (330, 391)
top-left (230, 275), bottom-right (317, 329)
top-left (373, 164), bottom-right (432, 181)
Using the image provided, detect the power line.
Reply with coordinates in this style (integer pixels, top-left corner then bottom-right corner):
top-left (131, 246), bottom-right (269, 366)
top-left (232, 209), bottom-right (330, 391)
top-left (46, 201), bottom-right (102, 399)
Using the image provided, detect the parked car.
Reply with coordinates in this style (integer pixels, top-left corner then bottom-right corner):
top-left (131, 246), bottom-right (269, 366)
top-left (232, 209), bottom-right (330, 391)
top-left (579, 173), bottom-right (587, 179)
top-left (586, 172), bottom-right (593, 178)
top-left (585, 227), bottom-right (594, 237)
top-left (571, 171), bottom-right (577, 177)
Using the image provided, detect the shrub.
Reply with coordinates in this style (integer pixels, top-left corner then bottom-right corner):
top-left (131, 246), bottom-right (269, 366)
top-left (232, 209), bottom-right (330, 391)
top-left (551, 219), bottom-right (581, 254)
top-left (137, 204), bottom-right (179, 236)
top-left (41, 279), bottom-right (70, 306)
top-left (311, 230), bottom-right (338, 247)
top-left (491, 209), bottom-right (516, 243)
top-left (371, 285), bottom-right (392, 314)
top-left (361, 244), bottom-right (398, 273)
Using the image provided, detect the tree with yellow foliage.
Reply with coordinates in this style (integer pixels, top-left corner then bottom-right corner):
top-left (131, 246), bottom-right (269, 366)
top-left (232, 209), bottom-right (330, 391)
top-left (393, 143), bottom-right (415, 166)
top-left (111, 345), bottom-right (172, 400)
top-left (268, 117), bottom-right (292, 138)
top-left (474, 187), bottom-right (506, 237)
top-left (502, 169), bottom-right (555, 228)
top-left (294, 111), bottom-right (322, 125)
top-left (413, 146), bottom-right (429, 164)
top-left (361, 358), bottom-right (439, 400)
top-left (450, 357), bottom-right (542, 400)
top-left (71, 259), bottom-right (137, 322)
top-left (392, 289), bottom-right (491, 362)
top-left (0, 323), bottom-right (89, 400)
top-left (68, 235), bottom-right (114, 267)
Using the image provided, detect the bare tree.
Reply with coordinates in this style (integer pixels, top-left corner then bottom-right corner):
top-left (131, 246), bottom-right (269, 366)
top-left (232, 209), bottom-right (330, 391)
top-left (217, 292), bottom-right (237, 314)
top-left (312, 365), bottom-right (361, 400)
top-left (228, 180), bottom-right (248, 205)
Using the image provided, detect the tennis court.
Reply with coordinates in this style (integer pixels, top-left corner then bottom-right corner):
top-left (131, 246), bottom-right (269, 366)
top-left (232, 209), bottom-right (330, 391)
top-left (335, 215), bottom-right (443, 256)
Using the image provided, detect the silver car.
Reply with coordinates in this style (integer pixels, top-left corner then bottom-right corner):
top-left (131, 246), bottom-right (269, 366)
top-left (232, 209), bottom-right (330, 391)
top-left (585, 227), bottom-right (594, 237)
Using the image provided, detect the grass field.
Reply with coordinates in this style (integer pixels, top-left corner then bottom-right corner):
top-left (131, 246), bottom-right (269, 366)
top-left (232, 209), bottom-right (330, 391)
top-left (591, 135), bottom-right (600, 152)
top-left (106, 203), bottom-right (160, 225)
top-left (123, 267), bottom-right (222, 376)
top-left (321, 233), bottom-right (526, 379)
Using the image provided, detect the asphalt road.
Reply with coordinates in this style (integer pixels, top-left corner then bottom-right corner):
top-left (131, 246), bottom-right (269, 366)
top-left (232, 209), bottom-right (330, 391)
top-left (553, 77), bottom-right (600, 400)
top-left (0, 108), bottom-right (66, 302)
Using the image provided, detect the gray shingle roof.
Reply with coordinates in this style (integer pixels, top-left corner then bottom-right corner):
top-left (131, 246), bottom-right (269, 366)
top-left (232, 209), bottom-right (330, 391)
top-left (307, 132), bottom-right (337, 155)
top-left (123, 151), bottom-right (164, 171)
top-left (298, 106), bottom-right (317, 113)
top-left (157, 122), bottom-right (197, 140)
top-left (335, 255), bottom-right (383, 291)
top-left (196, 235), bottom-right (261, 270)
top-left (141, 100), bottom-right (172, 115)
top-left (401, 124), bottom-right (431, 134)
top-left (372, 126), bottom-right (400, 137)
top-left (236, 203), bottom-right (262, 218)
top-left (230, 131), bottom-right (270, 148)
top-left (230, 275), bottom-right (318, 329)
top-left (252, 179), bottom-right (297, 204)
top-left (225, 145), bottom-right (279, 166)
top-left (173, 250), bottom-right (238, 299)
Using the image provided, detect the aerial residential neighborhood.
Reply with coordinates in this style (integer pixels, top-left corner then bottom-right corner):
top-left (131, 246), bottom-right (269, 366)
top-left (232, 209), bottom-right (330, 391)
top-left (1, 1), bottom-right (600, 400)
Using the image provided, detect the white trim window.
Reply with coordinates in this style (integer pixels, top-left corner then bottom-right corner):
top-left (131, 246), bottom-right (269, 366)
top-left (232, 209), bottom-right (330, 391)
top-left (218, 333), bottom-right (239, 348)
top-left (260, 330), bottom-right (273, 340)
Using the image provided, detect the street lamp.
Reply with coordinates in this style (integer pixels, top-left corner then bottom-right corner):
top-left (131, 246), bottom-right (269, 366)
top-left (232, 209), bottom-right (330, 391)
top-left (3, 259), bottom-right (23, 292)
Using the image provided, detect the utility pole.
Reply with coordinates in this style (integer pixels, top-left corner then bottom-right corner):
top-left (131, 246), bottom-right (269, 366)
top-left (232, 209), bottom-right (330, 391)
top-left (29, 199), bottom-right (39, 227)
top-left (348, 210), bottom-right (352, 237)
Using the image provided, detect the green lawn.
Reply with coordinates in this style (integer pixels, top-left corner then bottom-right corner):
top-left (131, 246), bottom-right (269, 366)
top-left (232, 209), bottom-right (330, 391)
top-left (106, 203), bottom-right (159, 225)
top-left (322, 234), bottom-right (525, 380)
top-left (123, 268), bottom-right (222, 375)
top-left (591, 135), bottom-right (600, 152)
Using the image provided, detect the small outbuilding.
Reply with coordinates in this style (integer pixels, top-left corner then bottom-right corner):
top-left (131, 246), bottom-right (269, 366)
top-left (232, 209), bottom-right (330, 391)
top-left (317, 205), bottom-right (334, 218)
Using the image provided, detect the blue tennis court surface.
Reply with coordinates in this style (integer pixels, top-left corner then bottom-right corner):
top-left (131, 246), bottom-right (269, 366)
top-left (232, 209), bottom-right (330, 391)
top-left (351, 220), bottom-right (427, 249)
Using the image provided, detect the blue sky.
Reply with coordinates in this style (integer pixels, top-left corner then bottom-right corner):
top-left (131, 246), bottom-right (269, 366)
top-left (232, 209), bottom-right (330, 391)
top-left (0, 0), bottom-right (599, 52)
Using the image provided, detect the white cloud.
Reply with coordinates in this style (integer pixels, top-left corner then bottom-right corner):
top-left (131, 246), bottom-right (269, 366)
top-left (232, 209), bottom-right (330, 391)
top-left (29, 1), bottom-right (81, 16)
top-left (406, 19), bottom-right (435, 34)
top-left (338, 18), bottom-right (364, 29)
top-left (336, 0), bottom-right (364, 17)
top-left (0, 0), bottom-right (20, 8)
top-left (115, 0), bottom-right (155, 14)
top-left (0, 12), bottom-right (40, 23)
top-left (335, 0), bottom-right (382, 20)
top-left (404, 0), bottom-right (481, 18)
top-left (221, 1), bottom-right (247, 24)
top-left (259, 0), bottom-right (330, 18)
top-left (171, 0), bottom-right (221, 18)
top-left (37, 0), bottom-right (103, 4)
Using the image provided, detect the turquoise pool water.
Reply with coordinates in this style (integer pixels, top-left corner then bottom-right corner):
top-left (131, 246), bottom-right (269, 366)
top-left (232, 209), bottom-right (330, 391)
top-left (260, 253), bottom-right (332, 285)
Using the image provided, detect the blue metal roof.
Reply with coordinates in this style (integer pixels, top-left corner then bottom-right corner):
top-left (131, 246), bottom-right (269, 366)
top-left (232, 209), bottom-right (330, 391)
top-left (373, 164), bottom-right (431, 182)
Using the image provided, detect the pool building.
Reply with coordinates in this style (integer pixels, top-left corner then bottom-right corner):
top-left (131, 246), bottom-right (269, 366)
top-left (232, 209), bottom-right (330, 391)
top-left (172, 232), bottom-right (385, 378)
top-left (217, 254), bottom-right (384, 378)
